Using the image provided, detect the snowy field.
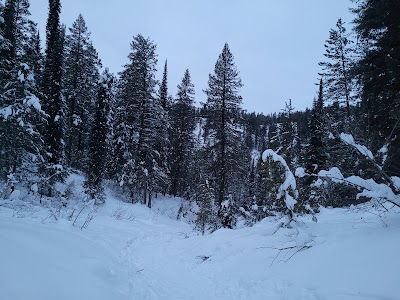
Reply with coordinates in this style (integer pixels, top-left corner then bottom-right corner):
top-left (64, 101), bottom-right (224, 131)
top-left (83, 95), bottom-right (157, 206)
top-left (1, 176), bottom-right (399, 300)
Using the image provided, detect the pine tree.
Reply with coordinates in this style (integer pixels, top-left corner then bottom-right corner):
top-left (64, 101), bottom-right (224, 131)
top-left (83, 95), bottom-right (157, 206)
top-left (319, 18), bottom-right (354, 128)
top-left (41, 0), bottom-right (65, 194)
top-left (0, 0), bottom-right (45, 189)
top-left (170, 69), bottom-right (196, 198)
top-left (84, 68), bottom-right (114, 203)
top-left (306, 79), bottom-right (328, 174)
top-left (204, 43), bottom-right (248, 227)
top-left (26, 29), bottom-right (44, 86)
top-left (64, 14), bottom-right (101, 169)
top-left (114, 34), bottom-right (167, 206)
top-left (154, 59), bottom-right (170, 196)
top-left (257, 149), bottom-right (298, 222)
top-left (159, 59), bottom-right (169, 111)
top-left (351, 0), bottom-right (400, 176)
top-left (278, 100), bottom-right (300, 170)
top-left (242, 159), bottom-right (258, 223)
top-left (195, 178), bottom-right (216, 235)
top-left (297, 79), bottom-right (329, 209)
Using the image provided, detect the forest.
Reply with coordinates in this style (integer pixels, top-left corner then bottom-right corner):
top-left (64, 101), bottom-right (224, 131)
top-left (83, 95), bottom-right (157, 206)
top-left (0, 0), bottom-right (399, 232)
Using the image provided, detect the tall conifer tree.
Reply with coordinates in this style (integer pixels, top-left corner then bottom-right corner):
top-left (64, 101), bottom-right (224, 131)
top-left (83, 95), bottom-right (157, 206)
top-left (306, 79), bottom-right (328, 174)
top-left (84, 68), bottom-right (114, 202)
top-left (0, 0), bottom-right (45, 187)
top-left (319, 18), bottom-right (354, 126)
top-left (352, 0), bottom-right (400, 176)
top-left (170, 69), bottom-right (196, 197)
top-left (159, 60), bottom-right (168, 111)
top-left (42, 0), bottom-right (65, 193)
top-left (64, 14), bottom-right (101, 168)
top-left (204, 43), bottom-right (247, 227)
top-left (114, 34), bottom-right (168, 206)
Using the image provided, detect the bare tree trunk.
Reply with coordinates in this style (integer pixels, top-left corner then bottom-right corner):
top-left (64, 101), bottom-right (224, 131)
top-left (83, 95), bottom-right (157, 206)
top-left (148, 191), bottom-right (152, 208)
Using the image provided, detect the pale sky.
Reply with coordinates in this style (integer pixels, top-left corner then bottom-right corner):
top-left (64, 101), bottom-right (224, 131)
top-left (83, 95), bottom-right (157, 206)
top-left (29, 0), bottom-right (353, 115)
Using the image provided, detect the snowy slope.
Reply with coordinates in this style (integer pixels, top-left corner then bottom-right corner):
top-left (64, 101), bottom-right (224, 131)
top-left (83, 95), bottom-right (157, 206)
top-left (1, 181), bottom-right (399, 300)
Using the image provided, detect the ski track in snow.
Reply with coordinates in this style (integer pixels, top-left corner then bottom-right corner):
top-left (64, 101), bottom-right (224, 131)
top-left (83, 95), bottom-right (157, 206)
top-left (1, 176), bottom-right (400, 300)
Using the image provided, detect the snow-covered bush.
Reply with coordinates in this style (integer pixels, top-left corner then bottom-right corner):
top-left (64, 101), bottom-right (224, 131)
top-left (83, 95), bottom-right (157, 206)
top-left (316, 134), bottom-right (400, 209)
top-left (218, 196), bottom-right (237, 229)
top-left (258, 149), bottom-right (299, 222)
top-left (194, 179), bottom-right (218, 234)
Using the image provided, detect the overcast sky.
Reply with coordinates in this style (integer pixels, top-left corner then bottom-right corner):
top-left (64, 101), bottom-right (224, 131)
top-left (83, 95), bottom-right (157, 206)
top-left (29, 0), bottom-right (353, 115)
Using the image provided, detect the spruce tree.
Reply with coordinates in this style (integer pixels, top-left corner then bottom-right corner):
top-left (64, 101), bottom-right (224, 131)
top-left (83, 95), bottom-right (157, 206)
top-left (26, 29), bottom-right (44, 86)
top-left (170, 69), bottom-right (196, 198)
top-left (154, 59), bottom-right (170, 196)
top-left (204, 43), bottom-right (247, 227)
top-left (257, 149), bottom-right (298, 221)
top-left (42, 0), bottom-right (65, 194)
top-left (319, 18), bottom-right (354, 127)
top-left (242, 159), bottom-right (258, 223)
top-left (159, 60), bottom-right (169, 111)
top-left (63, 14), bottom-right (101, 169)
top-left (273, 100), bottom-right (300, 170)
top-left (298, 80), bottom-right (329, 208)
top-left (351, 0), bottom-right (400, 176)
top-left (114, 34), bottom-right (167, 206)
top-left (0, 0), bottom-right (45, 189)
top-left (195, 178), bottom-right (215, 235)
top-left (306, 79), bottom-right (328, 174)
top-left (84, 68), bottom-right (114, 203)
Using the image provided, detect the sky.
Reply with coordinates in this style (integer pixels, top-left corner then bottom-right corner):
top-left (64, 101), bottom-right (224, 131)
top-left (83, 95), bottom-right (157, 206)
top-left (29, 0), bottom-right (354, 115)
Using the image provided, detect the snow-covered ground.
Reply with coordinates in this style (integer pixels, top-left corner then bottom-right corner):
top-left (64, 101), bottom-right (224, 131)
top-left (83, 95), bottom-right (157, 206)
top-left (1, 176), bottom-right (399, 300)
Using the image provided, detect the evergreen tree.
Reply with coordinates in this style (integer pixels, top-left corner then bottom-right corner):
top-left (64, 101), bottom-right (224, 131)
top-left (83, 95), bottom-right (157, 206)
top-left (26, 29), bottom-right (44, 86)
top-left (195, 178), bottom-right (216, 235)
top-left (257, 149), bottom-right (298, 222)
top-left (278, 100), bottom-right (300, 170)
top-left (0, 0), bottom-right (45, 189)
top-left (114, 34), bottom-right (167, 207)
top-left (170, 69), bottom-right (196, 198)
top-left (154, 59), bottom-right (170, 196)
top-left (42, 0), bottom-right (65, 194)
top-left (63, 14), bottom-right (101, 168)
top-left (351, 0), bottom-right (400, 176)
top-left (306, 79), bottom-right (328, 174)
top-left (298, 80), bottom-right (329, 209)
top-left (159, 59), bottom-right (169, 111)
top-left (84, 68), bottom-right (114, 203)
top-left (204, 43), bottom-right (248, 227)
top-left (319, 18), bottom-right (354, 127)
top-left (242, 159), bottom-right (259, 223)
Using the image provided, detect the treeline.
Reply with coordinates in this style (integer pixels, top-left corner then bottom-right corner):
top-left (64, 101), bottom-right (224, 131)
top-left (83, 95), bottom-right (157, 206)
top-left (0, 0), bottom-right (399, 232)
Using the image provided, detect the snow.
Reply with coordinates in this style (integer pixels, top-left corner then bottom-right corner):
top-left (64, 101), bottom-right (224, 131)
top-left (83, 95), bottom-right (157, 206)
top-left (262, 149), bottom-right (298, 210)
top-left (340, 133), bottom-right (374, 160)
top-left (251, 149), bottom-right (260, 165)
top-left (17, 70), bottom-right (25, 82)
top-left (295, 232), bottom-right (313, 248)
top-left (318, 167), bottom-right (344, 182)
top-left (24, 95), bottom-right (43, 112)
top-left (295, 167), bottom-right (306, 178)
top-left (319, 167), bottom-right (400, 206)
top-left (1, 175), bottom-right (400, 299)
top-left (31, 183), bottom-right (39, 193)
top-left (392, 176), bottom-right (400, 191)
top-left (0, 105), bottom-right (13, 119)
top-left (378, 145), bottom-right (388, 154)
top-left (9, 190), bottom-right (21, 201)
